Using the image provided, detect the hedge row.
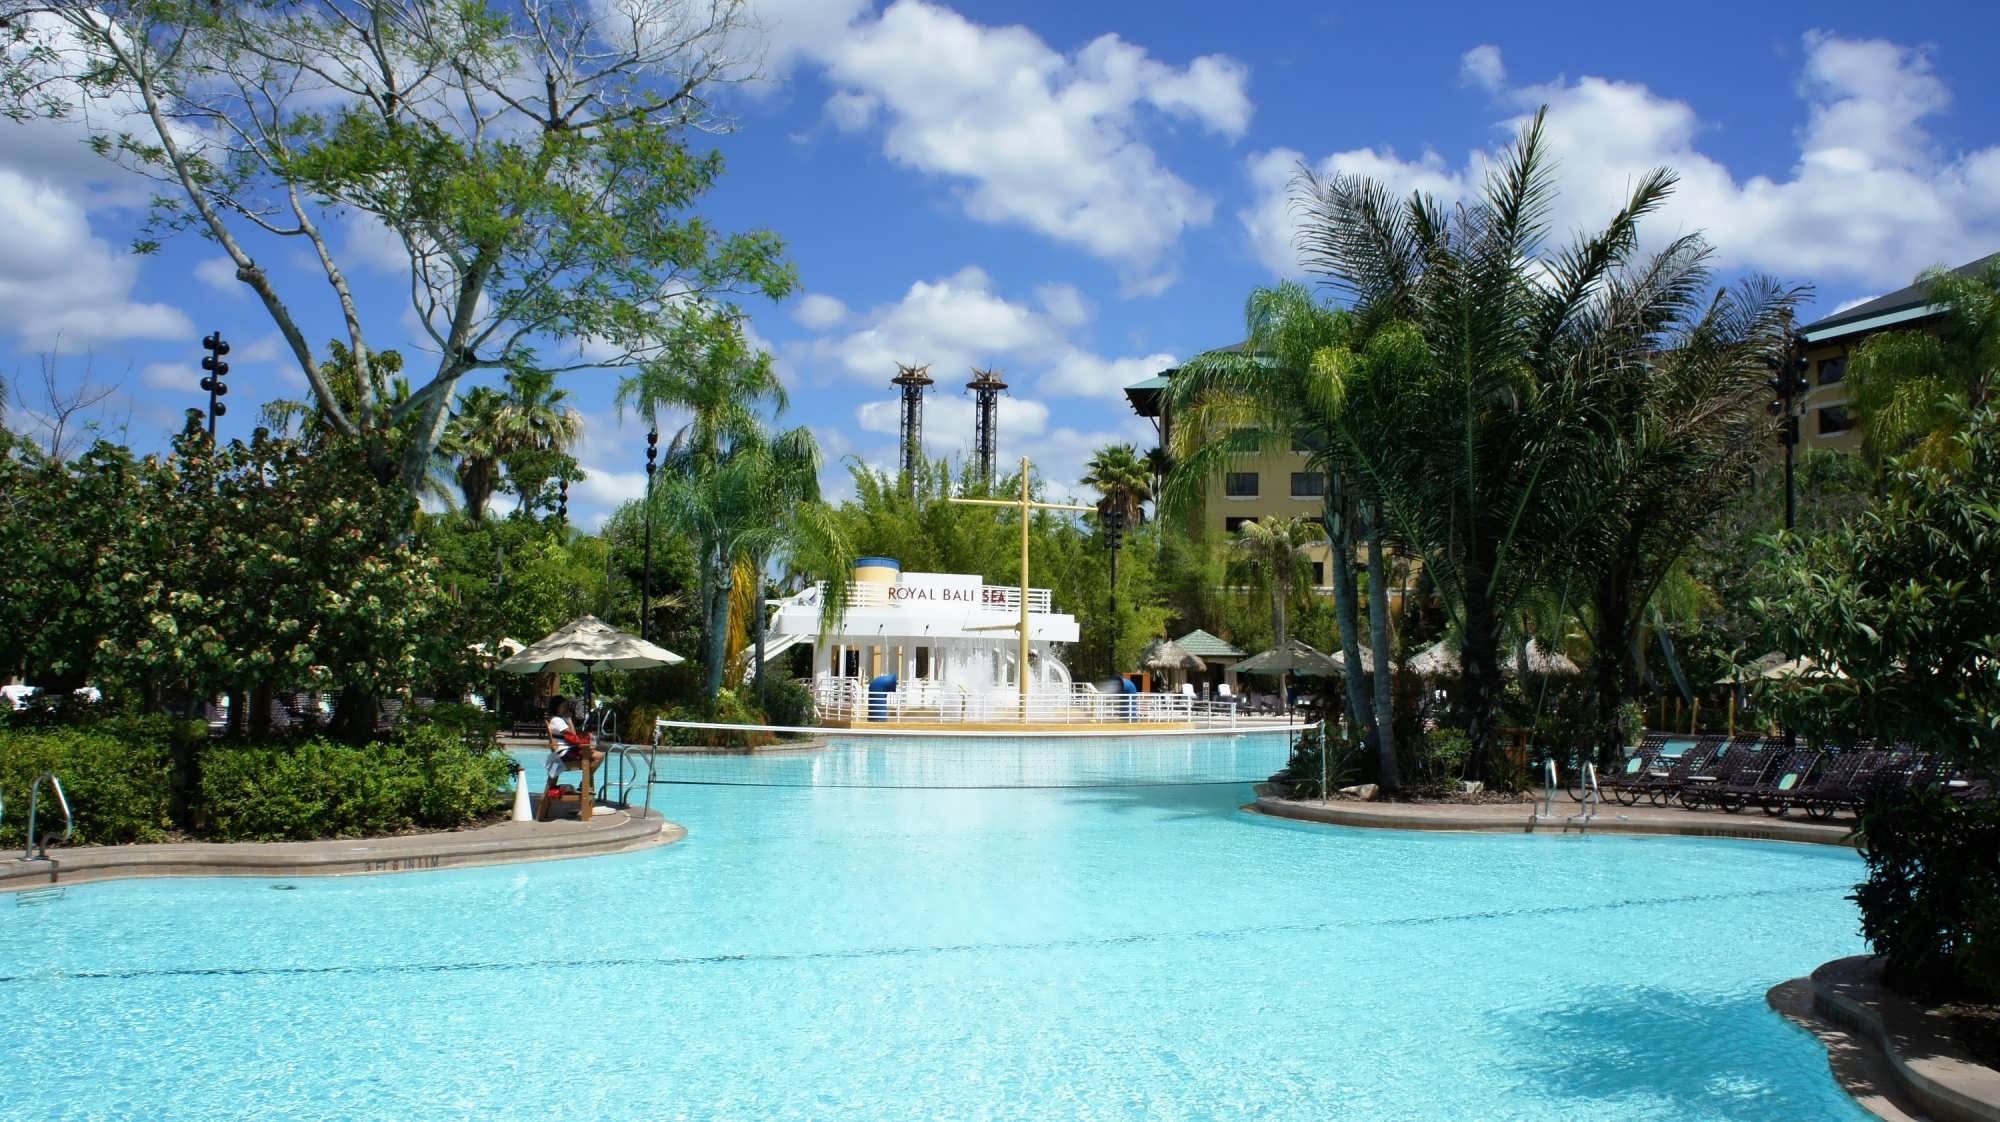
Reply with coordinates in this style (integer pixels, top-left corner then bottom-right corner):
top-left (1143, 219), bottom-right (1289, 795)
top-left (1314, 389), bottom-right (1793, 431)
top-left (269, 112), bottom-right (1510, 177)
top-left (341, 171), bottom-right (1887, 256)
top-left (0, 719), bottom-right (511, 847)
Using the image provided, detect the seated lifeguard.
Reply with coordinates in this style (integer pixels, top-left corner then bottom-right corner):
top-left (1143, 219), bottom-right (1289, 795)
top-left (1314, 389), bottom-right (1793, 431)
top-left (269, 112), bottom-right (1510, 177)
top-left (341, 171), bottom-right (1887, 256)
top-left (542, 696), bottom-right (603, 801)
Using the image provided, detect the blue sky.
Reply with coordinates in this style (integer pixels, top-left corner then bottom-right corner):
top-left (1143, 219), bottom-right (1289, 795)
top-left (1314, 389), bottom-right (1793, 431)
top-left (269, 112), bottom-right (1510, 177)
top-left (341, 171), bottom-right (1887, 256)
top-left (5, 0), bottom-right (1999, 526)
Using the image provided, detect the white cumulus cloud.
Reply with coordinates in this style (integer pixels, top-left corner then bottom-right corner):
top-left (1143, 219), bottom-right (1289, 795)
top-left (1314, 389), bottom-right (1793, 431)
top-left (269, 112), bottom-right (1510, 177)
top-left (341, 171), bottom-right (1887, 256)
top-left (1240, 34), bottom-right (2000, 288)
top-left (766, 0), bottom-right (1251, 282)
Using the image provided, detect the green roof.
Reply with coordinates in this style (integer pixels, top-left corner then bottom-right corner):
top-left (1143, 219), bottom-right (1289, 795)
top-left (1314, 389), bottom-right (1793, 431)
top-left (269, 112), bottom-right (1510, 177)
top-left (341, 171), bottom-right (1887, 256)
top-left (1175, 628), bottom-right (1245, 658)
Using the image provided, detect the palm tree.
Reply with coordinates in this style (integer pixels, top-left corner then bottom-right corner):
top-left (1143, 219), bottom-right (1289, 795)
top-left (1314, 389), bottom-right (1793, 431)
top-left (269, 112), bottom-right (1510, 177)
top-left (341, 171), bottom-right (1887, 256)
top-left (1164, 286), bottom-right (1397, 789)
top-left (496, 368), bottom-right (583, 516)
top-left (1557, 243), bottom-right (1802, 754)
top-left (1846, 259), bottom-right (2000, 469)
top-left (440, 385), bottom-right (510, 521)
top-left (656, 425), bottom-right (847, 703)
top-left (1289, 107), bottom-right (1680, 780)
top-left (1142, 445), bottom-right (1172, 515)
top-left (1082, 443), bottom-right (1152, 526)
top-left (1231, 516), bottom-right (1324, 708)
top-left (617, 309), bottom-right (786, 470)
top-left (619, 313), bottom-right (789, 692)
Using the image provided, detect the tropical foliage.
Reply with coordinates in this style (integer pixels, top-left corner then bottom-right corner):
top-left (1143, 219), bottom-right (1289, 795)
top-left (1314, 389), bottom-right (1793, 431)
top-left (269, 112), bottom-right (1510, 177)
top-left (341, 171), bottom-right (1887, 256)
top-left (2, 0), bottom-right (794, 492)
top-left (1846, 258), bottom-right (2000, 468)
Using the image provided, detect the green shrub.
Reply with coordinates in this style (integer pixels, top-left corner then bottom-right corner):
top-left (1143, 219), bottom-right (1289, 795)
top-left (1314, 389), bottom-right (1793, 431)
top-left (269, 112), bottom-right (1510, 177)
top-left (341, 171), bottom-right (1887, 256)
top-left (199, 738), bottom-right (506, 842)
top-left (0, 720), bottom-right (174, 847)
top-left (1268, 724), bottom-right (1363, 798)
top-left (760, 678), bottom-right (815, 729)
top-left (1411, 729), bottom-right (1472, 795)
top-left (1856, 789), bottom-right (2000, 1002)
top-left (409, 703), bottom-right (500, 752)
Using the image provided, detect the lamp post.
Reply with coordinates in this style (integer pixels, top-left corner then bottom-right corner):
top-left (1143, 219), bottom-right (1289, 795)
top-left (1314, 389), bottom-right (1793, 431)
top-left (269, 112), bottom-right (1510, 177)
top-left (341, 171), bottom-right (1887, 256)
top-left (199, 331), bottom-right (230, 440)
top-left (1766, 331), bottom-right (1811, 531)
top-left (641, 428), bottom-right (658, 640)
top-left (556, 477), bottom-right (569, 526)
top-left (1100, 502), bottom-right (1128, 677)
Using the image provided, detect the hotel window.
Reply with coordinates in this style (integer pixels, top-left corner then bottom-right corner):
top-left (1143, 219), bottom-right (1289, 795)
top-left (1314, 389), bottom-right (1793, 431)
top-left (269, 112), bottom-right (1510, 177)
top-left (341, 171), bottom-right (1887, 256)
top-left (1818, 404), bottom-right (1853, 435)
top-left (1224, 471), bottom-right (1260, 497)
top-left (1817, 356), bottom-right (1847, 386)
top-left (1290, 472), bottom-right (1326, 498)
top-left (1290, 433), bottom-right (1316, 453)
top-left (1311, 561), bottom-right (1326, 585)
top-left (1225, 516), bottom-right (1258, 533)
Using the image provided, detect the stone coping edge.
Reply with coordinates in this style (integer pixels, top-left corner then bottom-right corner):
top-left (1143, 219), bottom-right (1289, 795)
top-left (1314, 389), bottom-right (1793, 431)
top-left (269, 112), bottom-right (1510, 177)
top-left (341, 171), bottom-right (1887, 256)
top-left (0, 807), bottom-right (682, 892)
top-left (1248, 792), bottom-right (1857, 847)
top-left (1807, 956), bottom-right (2000, 1122)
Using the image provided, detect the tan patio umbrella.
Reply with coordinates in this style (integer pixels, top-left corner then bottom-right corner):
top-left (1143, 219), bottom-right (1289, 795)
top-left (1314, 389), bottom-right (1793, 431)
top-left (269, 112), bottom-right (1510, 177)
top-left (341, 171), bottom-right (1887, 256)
top-left (497, 614), bottom-right (683, 706)
top-left (1233, 639), bottom-right (1342, 676)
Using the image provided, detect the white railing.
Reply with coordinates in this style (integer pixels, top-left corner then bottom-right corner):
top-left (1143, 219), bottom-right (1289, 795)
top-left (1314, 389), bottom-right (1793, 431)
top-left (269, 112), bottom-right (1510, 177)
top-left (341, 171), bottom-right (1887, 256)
top-left (803, 581), bottom-right (1055, 614)
top-left (808, 676), bottom-right (1275, 728)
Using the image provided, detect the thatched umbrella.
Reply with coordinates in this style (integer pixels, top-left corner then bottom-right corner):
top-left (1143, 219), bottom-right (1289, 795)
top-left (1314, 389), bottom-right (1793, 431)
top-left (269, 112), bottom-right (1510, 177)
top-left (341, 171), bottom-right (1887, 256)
top-left (1408, 639), bottom-right (1577, 679)
top-left (1407, 640), bottom-right (1460, 679)
top-left (1510, 639), bottom-right (1580, 676)
top-left (1142, 639), bottom-right (1206, 690)
top-left (1326, 645), bottom-right (1381, 676)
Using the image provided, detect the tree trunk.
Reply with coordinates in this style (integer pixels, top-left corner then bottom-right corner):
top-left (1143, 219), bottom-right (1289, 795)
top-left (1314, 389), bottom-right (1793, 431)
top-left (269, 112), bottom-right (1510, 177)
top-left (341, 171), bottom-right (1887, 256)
top-left (753, 560), bottom-right (768, 710)
top-left (249, 683), bottom-right (272, 740)
top-left (1590, 562), bottom-right (1638, 765)
top-left (705, 560), bottom-right (733, 706)
top-left (1364, 503), bottom-right (1400, 791)
top-left (1272, 562), bottom-right (1288, 713)
top-left (1460, 562), bottom-right (1505, 784)
top-left (1324, 478), bottom-right (1376, 751)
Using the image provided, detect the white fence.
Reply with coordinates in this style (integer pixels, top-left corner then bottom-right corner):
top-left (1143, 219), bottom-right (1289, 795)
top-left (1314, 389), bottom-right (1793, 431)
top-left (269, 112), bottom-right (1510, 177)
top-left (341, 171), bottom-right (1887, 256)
top-left (810, 676), bottom-right (1267, 727)
top-left (808, 581), bottom-right (1054, 614)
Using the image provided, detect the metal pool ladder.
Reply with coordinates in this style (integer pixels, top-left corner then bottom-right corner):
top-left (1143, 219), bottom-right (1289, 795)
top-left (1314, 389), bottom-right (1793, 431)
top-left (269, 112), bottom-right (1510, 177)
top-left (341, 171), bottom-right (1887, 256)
top-left (1531, 758), bottom-right (1560, 824)
top-left (20, 772), bottom-right (73, 862)
top-left (1530, 758), bottom-right (1599, 833)
top-left (1573, 763), bottom-right (1601, 832)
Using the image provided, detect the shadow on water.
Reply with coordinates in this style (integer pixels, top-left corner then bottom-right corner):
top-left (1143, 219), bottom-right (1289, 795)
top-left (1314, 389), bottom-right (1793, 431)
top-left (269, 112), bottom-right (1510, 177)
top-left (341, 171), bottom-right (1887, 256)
top-left (1060, 781), bottom-right (1256, 820)
top-left (1495, 984), bottom-right (1859, 1119)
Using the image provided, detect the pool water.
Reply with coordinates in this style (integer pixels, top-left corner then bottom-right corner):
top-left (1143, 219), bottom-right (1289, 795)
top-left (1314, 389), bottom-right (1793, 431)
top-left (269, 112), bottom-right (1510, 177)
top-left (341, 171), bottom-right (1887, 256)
top-left (1, 734), bottom-right (1869, 1121)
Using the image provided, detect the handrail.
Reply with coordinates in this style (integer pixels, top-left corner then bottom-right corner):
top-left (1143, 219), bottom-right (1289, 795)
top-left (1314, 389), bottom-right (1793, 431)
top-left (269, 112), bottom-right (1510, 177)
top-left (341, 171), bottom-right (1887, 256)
top-left (21, 772), bottom-right (72, 861)
top-left (1533, 757), bottom-right (1558, 821)
top-left (1577, 762), bottom-right (1601, 826)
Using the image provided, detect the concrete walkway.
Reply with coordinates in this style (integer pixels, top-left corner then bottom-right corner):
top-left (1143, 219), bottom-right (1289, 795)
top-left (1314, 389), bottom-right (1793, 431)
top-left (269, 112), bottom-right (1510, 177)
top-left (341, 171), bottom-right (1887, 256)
top-left (1251, 790), bottom-right (1858, 846)
top-left (1803, 956), bottom-right (2000, 1122)
top-left (0, 801), bottom-right (682, 892)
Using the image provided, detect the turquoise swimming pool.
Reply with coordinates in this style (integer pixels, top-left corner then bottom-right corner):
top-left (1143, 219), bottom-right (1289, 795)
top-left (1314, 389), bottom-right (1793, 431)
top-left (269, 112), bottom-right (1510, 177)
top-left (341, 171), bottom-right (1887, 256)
top-left (1, 734), bottom-right (1868, 1120)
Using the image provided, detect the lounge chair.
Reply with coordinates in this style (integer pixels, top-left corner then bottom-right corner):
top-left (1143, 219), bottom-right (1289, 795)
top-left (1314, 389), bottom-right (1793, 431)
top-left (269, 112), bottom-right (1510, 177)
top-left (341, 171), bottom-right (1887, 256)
top-left (1600, 746), bottom-right (1665, 805)
top-left (1752, 749), bottom-right (1824, 815)
top-left (1798, 748), bottom-right (1897, 819)
top-left (1680, 739), bottom-right (1776, 810)
top-left (1629, 736), bottom-right (1726, 806)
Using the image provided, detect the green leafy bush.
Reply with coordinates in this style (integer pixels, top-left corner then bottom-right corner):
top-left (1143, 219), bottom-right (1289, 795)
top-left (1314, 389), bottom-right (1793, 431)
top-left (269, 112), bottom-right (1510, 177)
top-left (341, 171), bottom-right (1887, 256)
top-left (760, 678), bottom-right (814, 729)
top-left (1856, 790), bottom-right (2000, 1002)
top-left (1268, 724), bottom-right (1363, 798)
top-left (198, 738), bottom-right (507, 842)
top-left (0, 719), bottom-right (174, 847)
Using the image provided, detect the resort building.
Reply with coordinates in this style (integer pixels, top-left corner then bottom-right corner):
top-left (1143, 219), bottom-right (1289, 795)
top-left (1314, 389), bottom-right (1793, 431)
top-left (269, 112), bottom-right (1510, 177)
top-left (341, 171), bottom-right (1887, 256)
top-left (1123, 351), bottom-right (1343, 588)
top-left (768, 556), bottom-right (1082, 721)
top-left (1794, 249), bottom-right (1998, 453)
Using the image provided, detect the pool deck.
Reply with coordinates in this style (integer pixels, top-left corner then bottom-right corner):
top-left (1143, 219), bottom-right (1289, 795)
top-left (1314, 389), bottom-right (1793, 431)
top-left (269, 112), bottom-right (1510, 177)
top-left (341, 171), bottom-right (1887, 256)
top-left (1775, 956), bottom-right (2000, 1122)
top-left (1250, 788), bottom-right (1858, 846)
top-left (0, 801), bottom-right (682, 892)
